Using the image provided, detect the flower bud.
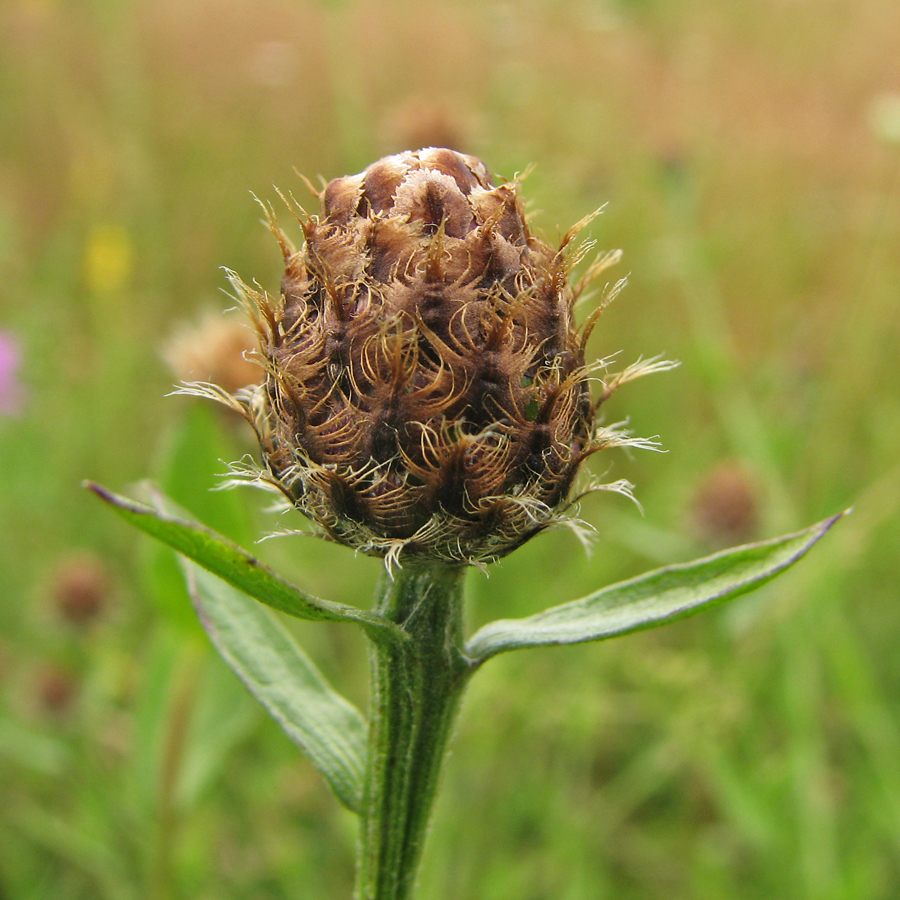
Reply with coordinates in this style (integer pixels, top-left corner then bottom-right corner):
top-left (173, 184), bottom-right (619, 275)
top-left (193, 149), bottom-right (671, 566)
top-left (52, 552), bottom-right (110, 626)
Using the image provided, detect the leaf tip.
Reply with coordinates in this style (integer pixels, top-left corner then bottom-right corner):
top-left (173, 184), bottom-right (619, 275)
top-left (822, 507), bottom-right (851, 534)
top-left (84, 480), bottom-right (115, 504)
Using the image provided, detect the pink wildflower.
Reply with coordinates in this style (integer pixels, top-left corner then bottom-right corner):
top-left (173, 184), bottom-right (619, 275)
top-left (0, 331), bottom-right (24, 415)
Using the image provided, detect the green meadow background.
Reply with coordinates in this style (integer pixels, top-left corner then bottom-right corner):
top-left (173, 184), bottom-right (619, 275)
top-left (1, 0), bottom-right (899, 897)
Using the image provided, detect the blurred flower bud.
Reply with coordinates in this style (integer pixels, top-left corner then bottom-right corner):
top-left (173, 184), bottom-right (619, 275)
top-left (52, 552), bottom-right (110, 627)
top-left (189, 149), bottom-right (672, 566)
top-left (381, 96), bottom-right (469, 155)
top-left (692, 461), bottom-right (759, 545)
top-left (164, 312), bottom-right (261, 394)
top-left (35, 664), bottom-right (78, 715)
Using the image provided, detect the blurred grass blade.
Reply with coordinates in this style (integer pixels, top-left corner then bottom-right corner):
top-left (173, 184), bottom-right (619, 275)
top-left (86, 482), bottom-right (404, 643)
top-left (184, 560), bottom-right (367, 813)
top-left (467, 512), bottom-right (846, 662)
top-left (175, 654), bottom-right (258, 811)
top-left (141, 402), bottom-right (257, 633)
top-left (0, 715), bottom-right (70, 776)
top-left (13, 803), bottom-right (139, 900)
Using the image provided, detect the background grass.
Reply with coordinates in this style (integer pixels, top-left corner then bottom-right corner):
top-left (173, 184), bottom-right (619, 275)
top-left (1, 0), bottom-right (899, 897)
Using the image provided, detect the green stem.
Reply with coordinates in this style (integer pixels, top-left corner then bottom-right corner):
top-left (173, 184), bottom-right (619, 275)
top-left (152, 640), bottom-right (204, 900)
top-left (355, 562), bottom-right (473, 900)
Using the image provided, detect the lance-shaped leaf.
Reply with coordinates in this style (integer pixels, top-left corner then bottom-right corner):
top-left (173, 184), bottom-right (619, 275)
top-left (467, 512), bottom-right (845, 662)
top-left (184, 561), bottom-right (367, 813)
top-left (86, 482), bottom-right (405, 644)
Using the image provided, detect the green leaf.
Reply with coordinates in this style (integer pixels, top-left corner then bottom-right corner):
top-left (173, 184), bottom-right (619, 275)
top-left (140, 403), bottom-right (256, 632)
top-left (153, 402), bottom-right (256, 545)
top-left (184, 560), bottom-right (367, 813)
top-left (126, 625), bottom-right (185, 819)
top-left (175, 653), bottom-right (258, 811)
top-left (86, 482), bottom-right (405, 644)
top-left (466, 512), bottom-right (846, 662)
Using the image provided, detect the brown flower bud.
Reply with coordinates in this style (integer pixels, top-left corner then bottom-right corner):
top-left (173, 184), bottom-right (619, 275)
top-left (163, 311), bottom-right (261, 394)
top-left (692, 461), bottom-right (760, 545)
top-left (35, 664), bottom-right (78, 715)
top-left (190, 149), bottom-right (672, 566)
top-left (52, 552), bottom-right (110, 626)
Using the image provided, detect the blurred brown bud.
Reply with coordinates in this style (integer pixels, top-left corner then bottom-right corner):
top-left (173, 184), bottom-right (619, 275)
top-left (35, 664), bottom-right (78, 715)
top-left (52, 552), bottom-right (110, 626)
top-left (692, 461), bottom-right (759, 545)
top-left (164, 311), bottom-right (261, 394)
top-left (381, 97), bottom-right (469, 155)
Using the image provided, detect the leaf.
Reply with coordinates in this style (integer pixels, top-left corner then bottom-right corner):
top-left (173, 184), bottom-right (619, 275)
top-left (140, 403), bottom-right (256, 632)
top-left (153, 402), bottom-right (256, 545)
top-left (126, 625), bottom-right (185, 819)
top-left (466, 512), bottom-right (846, 662)
top-left (184, 560), bottom-right (367, 813)
top-left (175, 653), bottom-right (258, 811)
top-left (86, 482), bottom-right (405, 644)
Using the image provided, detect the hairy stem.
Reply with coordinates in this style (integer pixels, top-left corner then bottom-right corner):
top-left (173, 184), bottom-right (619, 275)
top-left (355, 563), bottom-right (473, 900)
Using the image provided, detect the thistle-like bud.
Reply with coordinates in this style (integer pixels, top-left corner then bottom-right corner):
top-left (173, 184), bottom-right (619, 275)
top-left (195, 149), bottom-right (671, 566)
